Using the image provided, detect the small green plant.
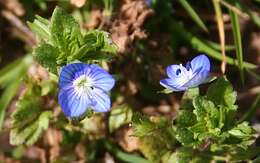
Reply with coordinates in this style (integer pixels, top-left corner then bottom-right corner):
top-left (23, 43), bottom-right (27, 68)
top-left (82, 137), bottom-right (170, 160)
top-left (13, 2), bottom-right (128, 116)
top-left (132, 77), bottom-right (257, 162)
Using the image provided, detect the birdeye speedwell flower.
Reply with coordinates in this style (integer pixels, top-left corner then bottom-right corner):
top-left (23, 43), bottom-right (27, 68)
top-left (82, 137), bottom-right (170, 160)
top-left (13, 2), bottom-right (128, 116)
top-left (160, 54), bottom-right (210, 92)
top-left (58, 63), bottom-right (115, 117)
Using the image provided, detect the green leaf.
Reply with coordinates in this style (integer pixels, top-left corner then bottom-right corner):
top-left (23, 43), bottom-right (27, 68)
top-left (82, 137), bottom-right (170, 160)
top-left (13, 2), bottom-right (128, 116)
top-left (176, 110), bottom-right (196, 127)
top-left (192, 96), bottom-right (209, 121)
top-left (228, 122), bottom-right (255, 139)
top-left (69, 30), bottom-right (117, 61)
top-left (27, 15), bottom-right (51, 41)
top-left (0, 55), bottom-right (32, 130)
top-left (34, 43), bottom-right (59, 74)
top-left (11, 85), bottom-right (41, 129)
top-left (10, 111), bottom-right (52, 146)
top-left (0, 56), bottom-right (32, 87)
top-left (132, 112), bottom-right (156, 137)
top-left (109, 104), bottom-right (133, 133)
top-left (175, 127), bottom-right (195, 146)
top-left (162, 148), bottom-right (194, 163)
top-left (139, 135), bottom-right (170, 163)
top-left (178, 0), bottom-right (208, 32)
top-left (206, 77), bottom-right (237, 107)
top-left (227, 122), bottom-right (256, 149)
top-left (10, 84), bottom-right (52, 146)
top-left (192, 96), bottom-right (221, 132)
top-left (132, 113), bottom-right (175, 162)
top-left (205, 40), bottom-right (235, 51)
top-left (50, 7), bottom-right (83, 60)
top-left (104, 140), bottom-right (150, 163)
top-left (0, 80), bottom-right (22, 130)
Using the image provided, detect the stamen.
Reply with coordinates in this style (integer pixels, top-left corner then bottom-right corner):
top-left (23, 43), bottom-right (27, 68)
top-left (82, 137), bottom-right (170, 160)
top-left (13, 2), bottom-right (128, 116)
top-left (73, 75), bottom-right (94, 99)
top-left (176, 68), bottom-right (181, 75)
top-left (186, 61), bottom-right (192, 71)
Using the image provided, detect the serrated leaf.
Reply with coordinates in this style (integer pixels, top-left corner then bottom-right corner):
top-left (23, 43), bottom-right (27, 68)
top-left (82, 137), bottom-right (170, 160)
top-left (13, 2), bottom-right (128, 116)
top-left (228, 122), bottom-right (255, 139)
top-left (10, 111), bottom-right (52, 146)
top-left (109, 105), bottom-right (133, 133)
top-left (206, 77), bottom-right (237, 107)
top-left (69, 30), bottom-right (117, 61)
top-left (10, 84), bottom-right (52, 146)
top-left (139, 136), bottom-right (169, 163)
top-left (192, 96), bottom-right (225, 137)
top-left (26, 111), bottom-right (52, 145)
top-left (12, 91), bottom-right (41, 128)
top-left (27, 15), bottom-right (51, 41)
top-left (34, 43), bottom-right (59, 74)
top-left (192, 96), bottom-right (214, 121)
top-left (175, 127), bottom-right (195, 146)
top-left (176, 110), bottom-right (196, 127)
top-left (162, 148), bottom-right (194, 163)
top-left (132, 113), bottom-right (175, 162)
top-left (50, 7), bottom-right (83, 59)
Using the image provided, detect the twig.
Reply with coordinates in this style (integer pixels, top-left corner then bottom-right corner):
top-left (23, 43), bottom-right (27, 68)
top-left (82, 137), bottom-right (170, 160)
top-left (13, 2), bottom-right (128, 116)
top-left (212, 0), bottom-right (226, 74)
top-left (219, 0), bottom-right (249, 19)
top-left (1, 10), bottom-right (36, 46)
top-left (237, 86), bottom-right (260, 100)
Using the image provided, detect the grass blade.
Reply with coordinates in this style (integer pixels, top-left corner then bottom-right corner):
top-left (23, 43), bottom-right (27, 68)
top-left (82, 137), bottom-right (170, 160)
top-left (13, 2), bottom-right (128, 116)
top-left (169, 20), bottom-right (257, 69)
top-left (246, 69), bottom-right (260, 81)
top-left (229, 1), bottom-right (244, 83)
top-left (178, 0), bottom-right (208, 32)
top-left (205, 40), bottom-right (235, 51)
top-left (0, 55), bottom-right (33, 130)
top-left (239, 94), bottom-right (260, 123)
top-left (0, 80), bottom-right (22, 130)
top-left (104, 140), bottom-right (150, 163)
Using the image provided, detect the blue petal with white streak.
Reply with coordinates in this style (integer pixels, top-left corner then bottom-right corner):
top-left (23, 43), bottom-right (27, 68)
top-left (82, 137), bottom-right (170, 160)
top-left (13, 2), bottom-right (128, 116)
top-left (58, 63), bottom-right (115, 117)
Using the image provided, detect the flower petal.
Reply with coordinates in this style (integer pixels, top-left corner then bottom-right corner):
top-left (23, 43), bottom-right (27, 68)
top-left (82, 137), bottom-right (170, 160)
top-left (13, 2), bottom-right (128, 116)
top-left (160, 78), bottom-right (187, 91)
top-left (164, 64), bottom-right (192, 88)
top-left (183, 70), bottom-right (209, 88)
top-left (190, 54), bottom-right (210, 73)
top-left (166, 65), bottom-right (182, 79)
top-left (59, 63), bottom-right (88, 89)
top-left (58, 88), bottom-right (91, 117)
top-left (87, 64), bottom-right (115, 91)
top-left (91, 89), bottom-right (111, 112)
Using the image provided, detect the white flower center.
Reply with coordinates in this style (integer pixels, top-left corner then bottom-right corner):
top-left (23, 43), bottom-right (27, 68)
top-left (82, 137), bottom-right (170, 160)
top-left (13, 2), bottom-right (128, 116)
top-left (73, 75), bottom-right (94, 99)
top-left (178, 64), bottom-right (193, 85)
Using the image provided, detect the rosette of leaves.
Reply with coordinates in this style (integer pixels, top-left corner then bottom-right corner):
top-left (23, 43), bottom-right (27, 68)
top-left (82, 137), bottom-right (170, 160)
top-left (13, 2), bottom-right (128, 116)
top-left (28, 7), bottom-right (117, 74)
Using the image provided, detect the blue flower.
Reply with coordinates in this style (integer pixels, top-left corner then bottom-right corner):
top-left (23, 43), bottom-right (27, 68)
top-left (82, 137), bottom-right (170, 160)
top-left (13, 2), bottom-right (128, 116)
top-left (145, 0), bottom-right (152, 6)
top-left (160, 55), bottom-right (210, 91)
top-left (58, 63), bottom-right (115, 117)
